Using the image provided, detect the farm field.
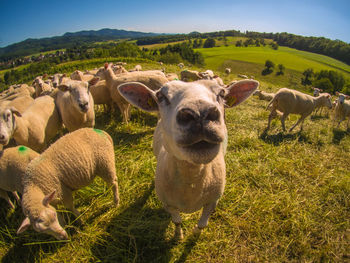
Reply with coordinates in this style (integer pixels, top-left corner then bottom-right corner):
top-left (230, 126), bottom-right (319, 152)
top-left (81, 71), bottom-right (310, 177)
top-left (0, 57), bottom-right (349, 262)
top-left (196, 45), bottom-right (350, 78)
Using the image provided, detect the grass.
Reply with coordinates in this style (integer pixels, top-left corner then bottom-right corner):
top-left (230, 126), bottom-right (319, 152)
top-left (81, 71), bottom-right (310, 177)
top-left (0, 59), bottom-right (349, 262)
top-left (196, 45), bottom-right (350, 78)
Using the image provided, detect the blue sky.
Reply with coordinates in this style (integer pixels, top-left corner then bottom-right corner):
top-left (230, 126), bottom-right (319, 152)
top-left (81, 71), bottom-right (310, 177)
top-left (0, 0), bottom-right (349, 47)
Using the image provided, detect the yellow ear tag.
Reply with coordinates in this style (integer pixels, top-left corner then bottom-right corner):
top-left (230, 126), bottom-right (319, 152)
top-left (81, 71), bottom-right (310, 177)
top-left (147, 98), bottom-right (156, 108)
top-left (226, 96), bottom-right (237, 107)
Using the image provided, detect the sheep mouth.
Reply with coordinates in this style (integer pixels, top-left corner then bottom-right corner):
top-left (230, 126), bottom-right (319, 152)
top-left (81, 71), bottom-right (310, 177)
top-left (183, 140), bottom-right (219, 151)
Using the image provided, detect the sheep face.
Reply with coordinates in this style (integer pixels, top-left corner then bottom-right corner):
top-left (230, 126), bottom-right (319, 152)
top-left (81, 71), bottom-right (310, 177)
top-left (337, 93), bottom-right (349, 105)
top-left (0, 107), bottom-right (21, 145)
top-left (59, 80), bottom-right (91, 113)
top-left (118, 79), bottom-right (259, 164)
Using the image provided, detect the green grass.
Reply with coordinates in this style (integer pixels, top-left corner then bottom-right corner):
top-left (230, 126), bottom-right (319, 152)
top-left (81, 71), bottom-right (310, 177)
top-left (0, 60), bottom-right (349, 262)
top-left (196, 45), bottom-right (350, 78)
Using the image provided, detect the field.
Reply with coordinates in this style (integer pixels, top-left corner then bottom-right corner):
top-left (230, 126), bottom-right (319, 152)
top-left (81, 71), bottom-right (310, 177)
top-left (0, 45), bottom-right (349, 262)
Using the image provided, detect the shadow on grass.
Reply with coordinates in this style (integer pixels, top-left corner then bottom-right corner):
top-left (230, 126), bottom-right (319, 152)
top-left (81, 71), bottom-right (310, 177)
top-left (90, 182), bottom-right (175, 262)
top-left (174, 235), bottom-right (200, 263)
top-left (332, 128), bottom-right (350, 144)
top-left (260, 130), bottom-right (311, 146)
top-left (0, 198), bottom-right (72, 263)
top-left (310, 114), bottom-right (329, 120)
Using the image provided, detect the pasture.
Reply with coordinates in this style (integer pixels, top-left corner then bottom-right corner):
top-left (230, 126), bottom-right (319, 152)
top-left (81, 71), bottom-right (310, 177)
top-left (0, 63), bottom-right (349, 262)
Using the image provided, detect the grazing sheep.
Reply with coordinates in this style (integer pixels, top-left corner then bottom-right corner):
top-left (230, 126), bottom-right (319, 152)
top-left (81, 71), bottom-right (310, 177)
top-left (237, 74), bottom-right (248, 79)
top-left (178, 63), bottom-right (184, 69)
top-left (70, 70), bottom-right (95, 82)
top-left (118, 79), bottom-right (258, 239)
top-left (56, 78), bottom-right (98, 132)
top-left (333, 92), bottom-right (350, 129)
top-left (180, 69), bottom-right (202, 82)
top-left (266, 88), bottom-right (333, 132)
top-left (0, 146), bottom-right (39, 208)
top-left (253, 89), bottom-right (275, 101)
top-left (225, 68), bottom-right (231, 75)
top-left (17, 128), bottom-right (119, 240)
top-left (0, 96), bottom-right (62, 152)
top-left (97, 63), bottom-right (168, 123)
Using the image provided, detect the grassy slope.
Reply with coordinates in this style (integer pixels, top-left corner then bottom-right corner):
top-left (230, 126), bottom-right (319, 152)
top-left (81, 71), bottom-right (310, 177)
top-left (0, 57), bottom-right (349, 262)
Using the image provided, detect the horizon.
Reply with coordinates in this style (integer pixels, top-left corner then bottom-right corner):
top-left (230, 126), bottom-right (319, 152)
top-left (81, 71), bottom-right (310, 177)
top-left (1, 0), bottom-right (350, 48)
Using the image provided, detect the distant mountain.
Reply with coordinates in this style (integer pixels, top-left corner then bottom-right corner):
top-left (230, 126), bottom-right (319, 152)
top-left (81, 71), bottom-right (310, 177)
top-left (0, 28), bottom-right (162, 60)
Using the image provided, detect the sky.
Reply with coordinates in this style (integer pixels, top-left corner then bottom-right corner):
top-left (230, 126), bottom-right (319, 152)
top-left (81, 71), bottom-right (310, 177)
top-left (0, 0), bottom-right (349, 47)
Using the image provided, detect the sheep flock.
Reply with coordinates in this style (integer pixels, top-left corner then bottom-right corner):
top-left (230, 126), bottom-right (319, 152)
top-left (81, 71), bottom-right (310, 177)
top-left (0, 62), bottom-right (348, 243)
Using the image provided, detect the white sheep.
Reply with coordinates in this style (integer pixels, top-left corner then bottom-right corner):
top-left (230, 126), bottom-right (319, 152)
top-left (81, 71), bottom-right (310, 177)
top-left (0, 146), bottom-right (39, 208)
top-left (333, 92), bottom-right (350, 129)
top-left (180, 69), bottom-right (202, 82)
top-left (130, 65), bottom-right (142, 72)
top-left (33, 76), bottom-right (54, 97)
top-left (266, 88), bottom-right (333, 132)
top-left (118, 79), bottom-right (258, 239)
top-left (0, 95), bottom-right (34, 114)
top-left (225, 68), bottom-right (231, 75)
top-left (237, 74), bottom-right (248, 79)
top-left (0, 96), bottom-right (62, 152)
top-left (97, 63), bottom-right (168, 123)
top-left (90, 80), bottom-right (113, 112)
top-left (70, 70), bottom-right (95, 82)
top-left (55, 78), bottom-right (99, 132)
top-left (17, 128), bottom-right (119, 240)
top-left (178, 63), bottom-right (184, 69)
top-left (253, 89), bottom-right (275, 101)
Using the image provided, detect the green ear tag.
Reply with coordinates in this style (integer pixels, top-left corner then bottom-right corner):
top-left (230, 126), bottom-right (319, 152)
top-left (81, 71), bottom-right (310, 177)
top-left (226, 96), bottom-right (237, 107)
top-left (18, 146), bottom-right (28, 155)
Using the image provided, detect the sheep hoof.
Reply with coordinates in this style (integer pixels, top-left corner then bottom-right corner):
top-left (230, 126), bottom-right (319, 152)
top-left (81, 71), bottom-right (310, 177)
top-left (192, 225), bottom-right (203, 235)
top-left (174, 228), bottom-right (184, 240)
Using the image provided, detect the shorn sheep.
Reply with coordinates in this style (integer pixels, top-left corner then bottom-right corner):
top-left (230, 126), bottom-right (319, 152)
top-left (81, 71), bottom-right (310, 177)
top-left (0, 146), bottom-right (39, 208)
top-left (56, 78), bottom-right (99, 132)
top-left (0, 96), bottom-right (62, 152)
top-left (17, 128), bottom-right (119, 240)
top-left (266, 88), bottom-right (332, 132)
top-left (333, 92), bottom-right (350, 129)
top-left (118, 79), bottom-right (258, 239)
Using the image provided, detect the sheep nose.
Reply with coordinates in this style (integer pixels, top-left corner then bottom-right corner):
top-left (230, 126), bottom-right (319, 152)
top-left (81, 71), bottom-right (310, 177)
top-left (205, 106), bottom-right (220, 122)
top-left (0, 135), bottom-right (4, 140)
top-left (79, 102), bottom-right (89, 111)
top-left (176, 108), bottom-right (198, 126)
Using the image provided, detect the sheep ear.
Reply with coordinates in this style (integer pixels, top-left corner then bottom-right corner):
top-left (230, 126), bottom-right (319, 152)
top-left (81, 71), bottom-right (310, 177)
top-left (43, 190), bottom-right (56, 207)
top-left (225, 80), bottom-right (259, 107)
top-left (17, 217), bottom-right (31, 234)
top-left (88, 77), bottom-right (100, 86)
top-left (118, 82), bottom-right (158, 112)
top-left (10, 107), bottom-right (22, 117)
top-left (58, 84), bottom-right (70, 92)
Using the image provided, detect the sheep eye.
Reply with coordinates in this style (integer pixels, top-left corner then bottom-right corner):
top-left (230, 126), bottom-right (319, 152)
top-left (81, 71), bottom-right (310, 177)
top-left (156, 91), bottom-right (170, 105)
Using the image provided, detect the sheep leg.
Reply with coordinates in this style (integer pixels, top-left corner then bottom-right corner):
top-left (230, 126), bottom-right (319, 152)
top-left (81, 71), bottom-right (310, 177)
top-left (99, 168), bottom-right (119, 206)
top-left (193, 201), bottom-right (218, 235)
top-left (0, 189), bottom-right (14, 209)
top-left (61, 186), bottom-right (80, 217)
top-left (266, 110), bottom-right (277, 130)
top-left (289, 116), bottom-right (305, 132)
top-left (281, 113), bottom-right (289, 132)
top-left (165, 205), bottom-right (183, 240)
top-left (12, 191), bottom-right (20, 203)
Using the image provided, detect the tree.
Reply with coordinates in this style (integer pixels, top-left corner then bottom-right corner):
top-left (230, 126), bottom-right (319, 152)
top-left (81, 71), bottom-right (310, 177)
top-left (235, 40), bottom-right (243, 47)
top-left (302, 68), bottom-right (314, 85)
top-left (203, 38), bottom-right (216, 48)
top-left (265, 60), bottom-right (275, 70)
top-left (277, 64), bottom-right (285, 75)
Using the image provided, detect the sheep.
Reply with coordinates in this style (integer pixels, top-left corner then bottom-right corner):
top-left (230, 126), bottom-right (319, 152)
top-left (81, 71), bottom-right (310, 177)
top-left (0, 146), bottom-right (39, 208)
top-left (118, 79), bottom-right (258, 239)
top-left (312, 87), bottom-right (323, 97)
top-left (178, 63), bottom-right (184, 69)
top-left (90, 80), bottom-right (113, 112)
top-left (50, 73), bottom-right (67, 88)
top-left (180, 69), bottom-right (202, 82)
top-left (0, 95), bottom-right (34, 114)
top-left (199, 70), bottom-right (215, 79)
top-left (70, 70), bottom-right (95, 82)
top-left (0, 84), bottom-right (35, 100)
top-left (55, 78), bottom-right (99, 132)
top-left (0, 96), bottom-right (62, 152)
top-left (130, 64), bottom-right (142, 72)
top-left (333, 92), bottom-right (350, 129)
top-left (97, 63), bottom-right (168, 123)
top-left (166, 73), bottom-right (179, 81)
top-left (266, 88), bottom-right (333, 132)
top-left (17, 128), bottom-right (119, 240)
top-left (33, 76), bottom-right (54, 97)
top-left (238, 74), bottom-right (248, 79)
top-left (225, 68), bottom-right (231, 75)
top-left (112, 65), bottom-right (128, 75)
top-left (253, 89), bottom-right (275, 101)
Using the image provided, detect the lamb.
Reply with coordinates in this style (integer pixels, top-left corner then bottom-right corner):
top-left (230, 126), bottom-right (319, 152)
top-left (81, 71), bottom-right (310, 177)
top-left (97, 63), bottom-right (168, 123)
top-left (33, 77), bottom-right (54, 97)
top-left (225, 68), bottom-right (231, 74)
top-left (333, 92), bottom-right (350, 129)
top-left (266, 88), bottom-right (332, 132)
top-left (253, 89), bottom-right (275, 101)
top-left (180, 69), bottom-right (202, 82)
top-left (118, 79), bottom-right (258, 239)
top-left (0, 146), bottom-right (39, 208)
top-left (17, 128), bottom-right (119, 240)
top-left (55, 78), bottom-right (99, 132)
top-left (70, 70), bottom-right (95, 82)
top-left (0, 96), bottom-right (62, 152)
